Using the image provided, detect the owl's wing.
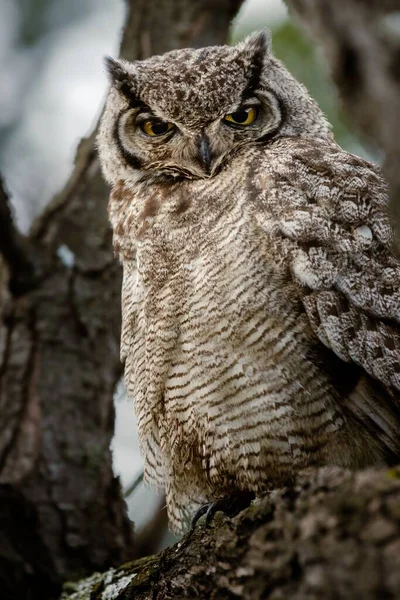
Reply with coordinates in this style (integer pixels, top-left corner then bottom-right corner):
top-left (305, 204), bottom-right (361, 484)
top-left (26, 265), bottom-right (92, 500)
top-left (258, 138), bottom-right (400, 393)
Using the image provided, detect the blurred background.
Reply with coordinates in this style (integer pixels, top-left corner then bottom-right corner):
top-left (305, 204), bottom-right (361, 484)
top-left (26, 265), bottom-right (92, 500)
top-left (0, 0), bottom-right (366, 546)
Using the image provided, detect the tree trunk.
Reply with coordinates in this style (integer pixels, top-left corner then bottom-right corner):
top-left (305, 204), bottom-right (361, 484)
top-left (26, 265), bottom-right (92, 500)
top-left (60, 467), bottom-right (400, 600)
top-left (0, 2), bottom-right (243, 599)
top-left (284, 0), bottom-right (400, 250)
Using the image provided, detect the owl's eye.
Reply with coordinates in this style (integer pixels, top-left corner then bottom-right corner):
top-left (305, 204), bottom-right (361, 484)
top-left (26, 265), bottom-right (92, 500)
top-left (223, 106), bottom-right (258, 127)
top-left (140, 119), bottom-right (174, 137)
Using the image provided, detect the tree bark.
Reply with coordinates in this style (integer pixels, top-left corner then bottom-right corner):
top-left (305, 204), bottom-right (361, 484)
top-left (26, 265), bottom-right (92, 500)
top-left (284, 0), bottom-right (400, 250)
top-left (0, 2), bottom-right (243, 599)
top-left (60, 467), bottom-right (400, 600)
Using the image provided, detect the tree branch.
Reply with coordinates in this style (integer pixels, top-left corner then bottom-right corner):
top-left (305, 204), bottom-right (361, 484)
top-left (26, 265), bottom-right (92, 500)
top-left (61, 466), bottom-right (400, 600)
top-left (0, 177), bottom-right (40, 295)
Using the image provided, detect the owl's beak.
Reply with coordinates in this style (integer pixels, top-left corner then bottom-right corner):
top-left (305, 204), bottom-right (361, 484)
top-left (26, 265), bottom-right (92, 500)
top-left (197, 134), bottom-right (212, 174)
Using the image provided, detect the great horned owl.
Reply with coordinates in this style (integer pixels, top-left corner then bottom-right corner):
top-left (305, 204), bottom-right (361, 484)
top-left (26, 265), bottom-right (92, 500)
top-left (97, 32), bottom-right (400, 533)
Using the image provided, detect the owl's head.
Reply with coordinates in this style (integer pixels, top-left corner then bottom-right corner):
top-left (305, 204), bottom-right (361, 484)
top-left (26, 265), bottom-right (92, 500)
top-left (98, 31), bottom-right (333, 186)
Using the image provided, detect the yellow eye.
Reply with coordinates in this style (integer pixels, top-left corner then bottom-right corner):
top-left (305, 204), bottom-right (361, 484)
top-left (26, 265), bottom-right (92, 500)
top-left (140, 119), bottom-right (174, 137)
top-left (224, 106), bottom-right (258, 127)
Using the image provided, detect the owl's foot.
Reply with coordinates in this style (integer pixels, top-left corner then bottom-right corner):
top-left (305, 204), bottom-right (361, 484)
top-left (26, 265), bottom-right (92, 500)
top-left (191, 491), bottom-right (255, 529)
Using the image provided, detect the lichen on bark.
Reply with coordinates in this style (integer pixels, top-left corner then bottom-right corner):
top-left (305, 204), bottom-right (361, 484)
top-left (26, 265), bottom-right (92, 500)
top-left (61, 467), bottom-right (400, 600)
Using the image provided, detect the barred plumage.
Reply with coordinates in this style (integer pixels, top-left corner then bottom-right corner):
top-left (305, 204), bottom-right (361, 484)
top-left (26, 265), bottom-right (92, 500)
top-left (98, 32), bottom-right (400, 533)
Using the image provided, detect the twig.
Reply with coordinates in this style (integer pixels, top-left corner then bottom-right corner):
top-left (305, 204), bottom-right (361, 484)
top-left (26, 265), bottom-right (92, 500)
top-left (124, 469), bottom-right (144, 498)
top-left (131, 495), bottom-right (169, 559)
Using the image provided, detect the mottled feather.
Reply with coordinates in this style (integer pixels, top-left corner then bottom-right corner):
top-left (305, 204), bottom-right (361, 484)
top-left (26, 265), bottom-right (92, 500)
top-left (98, 32), bottom-right (400, 532)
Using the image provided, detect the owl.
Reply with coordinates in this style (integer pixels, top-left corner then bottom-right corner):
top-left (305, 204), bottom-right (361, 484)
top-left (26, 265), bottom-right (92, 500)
top-left (97, 31), bottom-right (400, 533)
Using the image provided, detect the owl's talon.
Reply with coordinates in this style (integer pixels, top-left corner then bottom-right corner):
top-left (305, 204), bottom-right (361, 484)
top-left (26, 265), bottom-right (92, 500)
top-left (190, 502), bottom-right (214, 529)
top-left (204, 499), bottom-right (225, 527)
top-left (191, 492), bottom-right (254, 530)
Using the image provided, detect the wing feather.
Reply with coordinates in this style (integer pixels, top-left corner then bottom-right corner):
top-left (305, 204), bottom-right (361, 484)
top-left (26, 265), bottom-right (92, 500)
top-left (256, 138), bottom-right (400, 393)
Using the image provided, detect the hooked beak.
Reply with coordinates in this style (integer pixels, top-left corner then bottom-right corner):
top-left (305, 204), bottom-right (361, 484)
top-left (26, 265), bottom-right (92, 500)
top-left (197, 133), bottom-right (213, 174)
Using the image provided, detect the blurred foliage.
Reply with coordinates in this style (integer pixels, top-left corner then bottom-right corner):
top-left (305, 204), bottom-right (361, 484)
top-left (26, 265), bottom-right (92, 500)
top-left (15, 0), bottom-right (51, 46)
top-left (15, 0), bottom-right (94, 46)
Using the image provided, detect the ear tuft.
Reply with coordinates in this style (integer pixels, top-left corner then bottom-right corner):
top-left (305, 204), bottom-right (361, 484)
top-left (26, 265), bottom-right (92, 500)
top-left (243, 30), bottom-right (272, 57)
top-left (104, 56), bottom-right (138, 101)
top-left (104, 56), bottom-right (128, 85)
top-left (239, 30), bottom-right (271, 93)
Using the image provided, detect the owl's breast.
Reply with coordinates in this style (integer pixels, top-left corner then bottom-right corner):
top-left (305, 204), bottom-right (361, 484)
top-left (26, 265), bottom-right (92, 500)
top-left (128, 181), bottom-right (341, 494)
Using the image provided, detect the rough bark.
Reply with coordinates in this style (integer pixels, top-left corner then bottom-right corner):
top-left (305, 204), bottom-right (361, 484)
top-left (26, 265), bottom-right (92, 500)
top-left (284, 0), bottom-right (400, 249)
top-left (0, 2), bottom-right (243, 599)
top-left (0, 126), bottom-right (133, 600)
top-left (60, 467), bottom-right (400, 600)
